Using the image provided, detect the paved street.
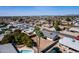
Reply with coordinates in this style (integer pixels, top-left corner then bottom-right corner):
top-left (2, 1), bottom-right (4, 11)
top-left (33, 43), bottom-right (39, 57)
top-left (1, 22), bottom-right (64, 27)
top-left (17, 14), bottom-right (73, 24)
top-left (52, 31), bottom-right (76, 39)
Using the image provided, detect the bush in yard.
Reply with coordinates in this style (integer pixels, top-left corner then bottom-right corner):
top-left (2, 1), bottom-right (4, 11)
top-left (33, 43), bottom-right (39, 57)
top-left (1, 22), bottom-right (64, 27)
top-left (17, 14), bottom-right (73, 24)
top-left (0, 29), bottom-right (35, 48)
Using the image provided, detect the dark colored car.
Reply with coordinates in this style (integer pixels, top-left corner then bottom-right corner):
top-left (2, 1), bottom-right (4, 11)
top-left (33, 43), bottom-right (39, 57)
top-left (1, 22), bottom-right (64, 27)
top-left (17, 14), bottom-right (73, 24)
top-left (75, 35), bottom-right (79, 40)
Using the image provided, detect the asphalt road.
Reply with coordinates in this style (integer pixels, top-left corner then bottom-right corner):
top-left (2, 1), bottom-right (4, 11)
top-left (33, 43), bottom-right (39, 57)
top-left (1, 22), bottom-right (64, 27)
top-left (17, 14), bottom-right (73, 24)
top-left (52, 31), bottom-right (76, 39)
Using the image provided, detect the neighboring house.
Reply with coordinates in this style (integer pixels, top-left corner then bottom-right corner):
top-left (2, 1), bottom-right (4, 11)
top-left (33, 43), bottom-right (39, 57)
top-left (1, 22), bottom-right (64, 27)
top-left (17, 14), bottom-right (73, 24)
top-left (0, 43), bottom-right (17, 53)
top-left (42, 26), bottom-right (56, 31)
top-left (69, 27), bottom-right (79, 32)
top-left (0, 34), bottom-right (4, 41)
top-left (4, 30), bottom-right (11, 35)
top-left (73, 18), bottom-right (79, 26)
top-left (42, 29), bottom-right (59, 41)
top-left (7, 22), bottom-right (35, 34)
top-left (11, 28), bottom-right (18, 32)
top-left (7, 24), bottom-right (13, 28)
top-left (59, 37), bottom-right (79, 52)
top-left (0, 29), bottom-right (2, 34)
top-left (22, 27), bottom-right (34, 34)
top-left (74, 23), bottom-right (79, 26)
top-left (61, 20), bottom-right (68, 26)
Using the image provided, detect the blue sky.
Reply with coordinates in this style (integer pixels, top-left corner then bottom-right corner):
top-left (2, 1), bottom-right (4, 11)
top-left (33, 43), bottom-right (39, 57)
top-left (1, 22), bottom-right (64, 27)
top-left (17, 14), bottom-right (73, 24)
top-left (0, 6), bottom-right (79, 16)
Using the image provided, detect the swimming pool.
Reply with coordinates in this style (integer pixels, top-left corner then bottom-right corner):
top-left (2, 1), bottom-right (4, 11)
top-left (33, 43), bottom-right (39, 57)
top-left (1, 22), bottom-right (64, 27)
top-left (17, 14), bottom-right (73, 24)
top-left (20, 50), bottom-right (33, 53)
top-left (49, 47), bottom-right (62, 53)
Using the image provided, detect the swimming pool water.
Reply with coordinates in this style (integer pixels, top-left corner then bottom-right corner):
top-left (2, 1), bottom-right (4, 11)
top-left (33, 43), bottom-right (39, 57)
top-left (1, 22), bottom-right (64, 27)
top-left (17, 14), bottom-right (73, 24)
top-left (49, 47), bottom-right (62, 53)
top-left (20, 50), bottom-right (33, 53)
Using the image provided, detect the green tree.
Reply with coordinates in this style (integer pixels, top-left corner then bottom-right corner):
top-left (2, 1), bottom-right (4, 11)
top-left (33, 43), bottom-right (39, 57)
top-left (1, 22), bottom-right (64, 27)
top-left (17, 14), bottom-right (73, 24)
top-left (46, 17), bottom-right (52, 28)
top-left (65, 18), bottom-right (72, 30)
top-left (52, 20), bottom-right (54, 27)
top-left (66, 18), bottom-right (71, 22)
top-left (0, 33), bottom-right (16, 44)
top-left (0, 29), bottom-right (34, 48)
top-left (54, 20), bottom-right (61, 31)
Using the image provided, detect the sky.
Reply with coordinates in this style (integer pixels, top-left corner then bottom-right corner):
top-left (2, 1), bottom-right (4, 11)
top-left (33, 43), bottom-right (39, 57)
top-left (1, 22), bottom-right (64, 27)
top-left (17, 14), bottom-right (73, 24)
top-left (0, 6), bottom-right (79, 16)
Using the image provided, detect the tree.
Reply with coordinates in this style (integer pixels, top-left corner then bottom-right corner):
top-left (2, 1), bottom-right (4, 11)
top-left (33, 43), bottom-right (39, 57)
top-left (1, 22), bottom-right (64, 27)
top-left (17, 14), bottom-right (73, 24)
top-left (66, 18), bottom-right (71, 22)
top-left (0, 29), bottom-right (34, 48)
top-left (0, 21), bottom-right (8, 27)
top-left (46, 17), bottom-right (52, 28)
top-left (14, 29), bottom-right (21, 33)
top-left (65, 18), bottom-right (72, 30)
top-left (33, 26), bottom-right (44, 53)
top-left (52, 20), bottom-right (54, 26)
top-left (0, 34), bottom-right (13, 44)
top-left (54, 20), bottom-right (61, 31)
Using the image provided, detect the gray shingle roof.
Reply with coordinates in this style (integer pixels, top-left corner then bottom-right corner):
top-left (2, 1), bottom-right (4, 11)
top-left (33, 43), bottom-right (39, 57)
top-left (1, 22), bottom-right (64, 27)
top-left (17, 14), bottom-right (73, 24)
top-left (0, 43), bottom-right (17, 53)
top-left (42, 29), bottom-right (58, 40)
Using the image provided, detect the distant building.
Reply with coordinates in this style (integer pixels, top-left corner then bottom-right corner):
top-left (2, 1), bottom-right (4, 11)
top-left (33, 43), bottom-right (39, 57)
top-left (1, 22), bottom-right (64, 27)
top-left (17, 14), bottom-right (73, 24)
top-left (22, 27), bottom-right (34, 34)
top-left (0, 34), bottom-right (4, 41)
top-left (74, 23), bottom-right (79, 26)
top-left (69, 27), bottom-right (79, 32)
top-left (73, 18), bottom-right (79, 26)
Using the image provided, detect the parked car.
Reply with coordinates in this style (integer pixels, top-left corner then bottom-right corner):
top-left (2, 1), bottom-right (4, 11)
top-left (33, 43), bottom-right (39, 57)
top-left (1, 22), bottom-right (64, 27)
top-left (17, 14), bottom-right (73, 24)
top-left (75, 35), bottom-right (79, 40)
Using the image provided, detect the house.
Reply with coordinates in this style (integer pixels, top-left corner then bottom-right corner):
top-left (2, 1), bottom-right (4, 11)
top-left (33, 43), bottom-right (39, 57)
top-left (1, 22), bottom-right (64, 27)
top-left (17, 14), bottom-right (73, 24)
top-left (73, 18), bottom-right (79, 26)
top-left (22, 27), bottom-right (34, 34)
top-left (59, 37), bottom-right (79, 51)
top-left (69, 27), bottom-right (79, 32)
top-left (74, 18), bottom-right (79, 23)
top-left (0, 43), bottom-right (17, 53)
top-left (74, 23), bottom-right (79, 26)
top-left (4, 30), bottom-right (11, 35)
top-left (0, 34), bottom-right (4, 41)
top-left (61, 20), bottom-right (68, 25)
top-left (42, 29), bottom-right (59, 41)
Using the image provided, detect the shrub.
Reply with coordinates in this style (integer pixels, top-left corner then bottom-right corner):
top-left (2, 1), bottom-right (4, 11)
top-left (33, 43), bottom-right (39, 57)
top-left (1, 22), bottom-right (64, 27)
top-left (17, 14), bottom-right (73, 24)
top-left (0, 30), bottom-right (35, 48)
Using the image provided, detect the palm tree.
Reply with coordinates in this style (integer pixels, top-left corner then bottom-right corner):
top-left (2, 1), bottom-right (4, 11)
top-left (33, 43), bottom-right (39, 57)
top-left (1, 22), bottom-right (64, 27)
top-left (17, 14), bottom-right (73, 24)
top-left (46, 17), bottom-right (52, 28)
top-left (52, 20), bottom-right (54, 26)
top-left (33, 26), bottom-right (44, 53)
top-left (53, 20), bottom-right (61, 31)
top-left (65, 18), bottom-right (72, 31)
